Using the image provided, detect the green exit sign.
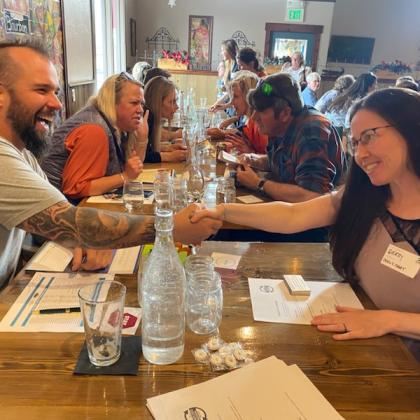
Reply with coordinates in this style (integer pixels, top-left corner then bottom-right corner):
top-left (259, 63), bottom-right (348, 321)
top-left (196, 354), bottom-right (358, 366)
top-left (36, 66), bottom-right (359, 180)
top-left (287, 8), bottom-right (304, 22)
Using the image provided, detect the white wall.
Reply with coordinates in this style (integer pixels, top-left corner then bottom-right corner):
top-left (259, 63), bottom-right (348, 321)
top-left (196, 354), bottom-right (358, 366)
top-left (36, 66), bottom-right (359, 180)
top-left (132, 0), bottom-right (335, 72)
top-left (330, 0), bottom-right (420, 75)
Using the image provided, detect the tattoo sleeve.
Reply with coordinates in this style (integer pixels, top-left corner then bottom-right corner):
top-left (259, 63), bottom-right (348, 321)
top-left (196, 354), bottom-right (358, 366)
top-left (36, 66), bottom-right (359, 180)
top-left (17, 201), bottom-right (155, 249)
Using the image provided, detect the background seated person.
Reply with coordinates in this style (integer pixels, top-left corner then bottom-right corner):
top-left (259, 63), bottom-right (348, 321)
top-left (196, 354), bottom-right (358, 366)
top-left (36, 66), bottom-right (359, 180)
top-left (281, 51), bottom-right (311, 90)
top-left (237, 47), bottom-right (267, 78)
top-left (395, 75), bottom-right (419, 92)
top-left (207, 71), bottom-right (268, 154)
top-left (143, 76), bottom-right (187, 163)
top-left (236, 73), bottom-right (345, 203)
top-left (193, 88), bottom-right (420, 342)
top-left (143, 67), bottom-right (183, 141)
top-left (301, 72), bottom-right (321, 107)
top-left (42, 73), bottom-right (147, 203)
top-left (315, 74), bottom-right (355, 113)
top-left (325, 72), bottom-right (377, 132)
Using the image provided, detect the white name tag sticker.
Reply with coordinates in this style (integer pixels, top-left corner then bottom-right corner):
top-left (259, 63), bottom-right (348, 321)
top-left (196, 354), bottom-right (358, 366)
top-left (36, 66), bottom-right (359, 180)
top-left (381, 244), bottom-right (420, 278)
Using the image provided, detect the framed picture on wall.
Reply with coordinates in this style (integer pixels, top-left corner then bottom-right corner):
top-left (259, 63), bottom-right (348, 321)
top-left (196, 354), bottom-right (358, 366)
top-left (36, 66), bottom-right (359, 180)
top-left (188, 15), bottom-right (213, 70)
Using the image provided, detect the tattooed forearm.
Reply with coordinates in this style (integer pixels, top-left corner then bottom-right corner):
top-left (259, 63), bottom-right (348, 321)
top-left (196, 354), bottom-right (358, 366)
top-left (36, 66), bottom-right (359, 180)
top-left (18, 201), bottom-right (155, 248)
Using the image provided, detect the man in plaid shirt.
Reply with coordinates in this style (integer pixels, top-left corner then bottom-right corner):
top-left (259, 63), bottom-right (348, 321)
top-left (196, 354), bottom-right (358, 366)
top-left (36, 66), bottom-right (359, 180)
top-left (237, 73), bottom-right (345, 202)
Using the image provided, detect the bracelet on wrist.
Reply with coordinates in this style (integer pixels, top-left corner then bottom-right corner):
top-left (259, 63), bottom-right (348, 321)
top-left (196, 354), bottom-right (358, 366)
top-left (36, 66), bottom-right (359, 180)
top-left (120, 172), bottom-right (126, 184)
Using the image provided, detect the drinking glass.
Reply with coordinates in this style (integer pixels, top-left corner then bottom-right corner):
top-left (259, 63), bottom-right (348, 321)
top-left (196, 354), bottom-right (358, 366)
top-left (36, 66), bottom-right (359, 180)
top-left (78, 280), bottom-right (126, 366)
top-left (123, 180), bottom-right (144, 212)
top-left (171, 177), bottom-right (188, 212)
top-left (154, 169), bottom-right (173, 210)
top-left (186, 271), bottom-right (223, 335)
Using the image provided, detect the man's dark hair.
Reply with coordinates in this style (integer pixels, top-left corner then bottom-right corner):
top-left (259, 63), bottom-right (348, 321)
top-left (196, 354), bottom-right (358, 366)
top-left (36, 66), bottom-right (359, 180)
top-left (143, 67), bottom-right (171, 87)
top-left (247, 73), bottom-right (304, 117)
top-left (0, 39), bottom-right (50, 87)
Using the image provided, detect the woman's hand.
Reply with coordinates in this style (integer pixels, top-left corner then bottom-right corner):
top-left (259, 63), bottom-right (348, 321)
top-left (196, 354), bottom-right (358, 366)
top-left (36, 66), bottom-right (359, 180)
top-left (206, 127), bottom-right (225, 139)
top-left (136, 109), bottom-right (149, 142)
top-left (226, 132), bottom-right (253, 154)
top-left (190, 205), bottom-right (225, 224)
top-left (311, 306), bottom-right (395, 340)
top-left (161, 150), bottom-right (188, 162)
top-left (124, 150), bottom-right (143, 180)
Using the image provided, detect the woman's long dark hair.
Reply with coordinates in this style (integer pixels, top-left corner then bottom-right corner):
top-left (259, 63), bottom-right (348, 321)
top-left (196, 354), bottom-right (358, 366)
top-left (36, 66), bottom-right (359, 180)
top-left (328, 72), bottom-right (377, 113)
top-left (330, 88), bottom-right (420, 282)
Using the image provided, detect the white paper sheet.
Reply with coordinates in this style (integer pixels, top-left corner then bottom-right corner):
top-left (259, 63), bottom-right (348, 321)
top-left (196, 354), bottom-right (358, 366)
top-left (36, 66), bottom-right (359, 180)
top-left (147, 356), bottom-right (343, 420)
top-left (136, 168), bottom-right (159, 184)
top-left (25, 242), bottom-right (141, 275)
top-left (0, 273), bottom-right (142, 333)
top-left (25, 241), bottom-right (73, 272)
top-left (248, 278), bottom-right (363, 324)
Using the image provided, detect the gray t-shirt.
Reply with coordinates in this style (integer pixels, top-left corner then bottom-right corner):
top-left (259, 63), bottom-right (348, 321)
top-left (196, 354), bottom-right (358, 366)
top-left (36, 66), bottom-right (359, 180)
top-left (0, 138), bottom-right (65, 288)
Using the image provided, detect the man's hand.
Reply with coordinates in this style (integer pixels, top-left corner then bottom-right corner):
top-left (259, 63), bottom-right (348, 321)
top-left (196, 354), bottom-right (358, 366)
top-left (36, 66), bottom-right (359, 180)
top-left (124, 150), bottom-right (143, 180)
top-left (173, 204), bottom-right (222, 245)
top-left (236, 162), bottom-right (261, 190)
top-left (71, 247), bottom-right (113, 271)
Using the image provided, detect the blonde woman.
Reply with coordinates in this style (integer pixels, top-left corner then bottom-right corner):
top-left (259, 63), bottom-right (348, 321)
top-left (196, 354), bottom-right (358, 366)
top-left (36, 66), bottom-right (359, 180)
top-left (144, 76), bottom-right (187, 163)
top-left (42, 72), bottom-right (148, 204)
top-left (207, 71), bottom-right (268, 154)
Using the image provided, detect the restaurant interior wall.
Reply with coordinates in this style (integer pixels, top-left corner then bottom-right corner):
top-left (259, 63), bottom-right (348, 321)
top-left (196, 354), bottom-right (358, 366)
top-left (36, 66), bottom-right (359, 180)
top-left (329, 0), bottom-right (420, 76)
top-left (134, 0), bottom-right (335, 72)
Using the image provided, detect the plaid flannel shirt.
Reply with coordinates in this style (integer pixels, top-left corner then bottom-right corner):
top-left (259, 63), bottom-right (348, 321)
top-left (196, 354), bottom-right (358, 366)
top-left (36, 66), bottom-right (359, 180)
top-left (266, 106), bottom-right (345, 194)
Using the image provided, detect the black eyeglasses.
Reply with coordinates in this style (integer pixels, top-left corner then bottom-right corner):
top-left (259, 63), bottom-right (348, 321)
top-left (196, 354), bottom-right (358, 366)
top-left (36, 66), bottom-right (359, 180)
top-left (348, 125), bottom-right (394, 155)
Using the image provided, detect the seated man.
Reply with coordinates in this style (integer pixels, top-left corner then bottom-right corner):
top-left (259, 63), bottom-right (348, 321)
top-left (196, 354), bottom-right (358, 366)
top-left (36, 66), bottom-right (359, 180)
top-left (237, 73), bottom-right (345, 203)
top-left (41, 72), bottom-right (148, 204)
top-left (0, 41), bottom-right (222, 289)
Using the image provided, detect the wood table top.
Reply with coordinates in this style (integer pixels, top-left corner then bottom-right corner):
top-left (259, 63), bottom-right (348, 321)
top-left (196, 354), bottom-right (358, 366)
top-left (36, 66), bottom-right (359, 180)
top-left (80, 161), bottom-right (270, 230)
top-left (0, 242), bottom-right (419, 419)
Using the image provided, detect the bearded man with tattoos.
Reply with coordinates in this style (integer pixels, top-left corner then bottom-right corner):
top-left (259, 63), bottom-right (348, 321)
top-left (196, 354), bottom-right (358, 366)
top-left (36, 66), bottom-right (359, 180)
top-left (0, 41), bottom-right (222, 288)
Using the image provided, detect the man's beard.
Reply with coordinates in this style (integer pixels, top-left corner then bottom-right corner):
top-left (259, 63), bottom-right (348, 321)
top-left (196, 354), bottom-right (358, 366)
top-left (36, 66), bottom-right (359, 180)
top-left (6, 93), bottom-right (52, 159)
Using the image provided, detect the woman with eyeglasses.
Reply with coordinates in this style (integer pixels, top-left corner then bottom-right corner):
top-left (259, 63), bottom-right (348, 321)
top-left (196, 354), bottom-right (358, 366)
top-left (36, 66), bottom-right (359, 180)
top-left (193, 88), bottom-right (420, 341)
top-left (42, 72), bottom-right (147, 203)
top-left (143, 76), bottom-right (188, 163)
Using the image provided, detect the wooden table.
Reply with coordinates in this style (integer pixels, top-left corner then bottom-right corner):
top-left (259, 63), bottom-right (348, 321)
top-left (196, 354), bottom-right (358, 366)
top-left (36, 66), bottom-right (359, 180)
top-left (80, 161), bottom-right (270, 231)
top-left (0, 242), bottom-right (419, 419)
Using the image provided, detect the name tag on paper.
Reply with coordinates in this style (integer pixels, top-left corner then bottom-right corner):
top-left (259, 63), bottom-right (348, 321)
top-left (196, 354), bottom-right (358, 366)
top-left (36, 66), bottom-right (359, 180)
top-left (381, 244), bottom-right (420, 278)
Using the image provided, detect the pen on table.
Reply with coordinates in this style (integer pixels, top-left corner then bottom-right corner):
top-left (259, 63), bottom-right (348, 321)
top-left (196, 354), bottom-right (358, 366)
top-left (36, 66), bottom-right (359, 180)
top-left (34, 307), bottom-right (81, 315)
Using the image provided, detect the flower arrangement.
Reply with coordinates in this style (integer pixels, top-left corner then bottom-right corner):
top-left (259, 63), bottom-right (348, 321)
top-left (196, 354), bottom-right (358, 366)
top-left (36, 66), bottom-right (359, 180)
top-left (161, 50), bottom-right (190, 65)
top-left (371, 60), bottom-right (412, 75)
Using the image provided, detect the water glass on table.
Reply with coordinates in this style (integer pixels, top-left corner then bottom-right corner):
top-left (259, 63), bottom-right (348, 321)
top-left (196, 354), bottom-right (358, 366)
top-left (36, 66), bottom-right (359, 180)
top-left (186, 271), bottom-right (223, 335)
top-left (123, 180), bottom-right (144, 212)
top-left (78, 280), bottom-right (126, 367)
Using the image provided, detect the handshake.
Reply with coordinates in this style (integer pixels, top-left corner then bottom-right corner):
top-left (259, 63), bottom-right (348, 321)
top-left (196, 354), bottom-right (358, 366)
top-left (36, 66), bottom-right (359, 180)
top-left (173, 203), bottom-right (225, 245)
